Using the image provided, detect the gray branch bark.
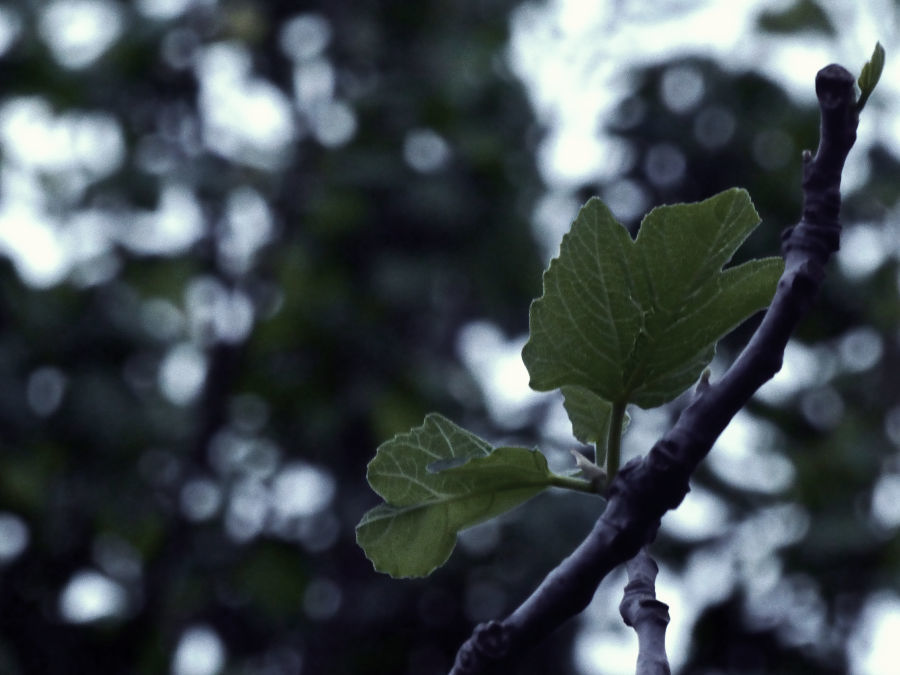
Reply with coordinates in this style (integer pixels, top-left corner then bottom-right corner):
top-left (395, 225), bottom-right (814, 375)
top-left (449, 63), bottom-right (858, 675)
top-left (620, 548), bottom-right (671, 675)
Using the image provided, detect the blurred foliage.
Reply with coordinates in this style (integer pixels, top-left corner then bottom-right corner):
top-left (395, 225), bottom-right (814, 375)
top-left (0, 1), bottom-right (556, 674)
top-left (0, 2), bottom-right (897, 675)
top-left (757, 0), bottom-right (835, 36)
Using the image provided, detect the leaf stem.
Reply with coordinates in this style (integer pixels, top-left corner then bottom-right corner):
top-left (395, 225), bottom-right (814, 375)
top-left (549, 474), bottom-right (597, 493)
top-left (606, 401), bottom-right (627, 482)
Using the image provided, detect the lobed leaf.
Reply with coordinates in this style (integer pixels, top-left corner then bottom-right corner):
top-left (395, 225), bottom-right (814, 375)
top-left (522, 188), bottom-right (783, 409)
top-left (365, 413), bottom-right (492, 506)
top-left (356, 415), bottom-right (557, 577)
top-left (522, 198), bottom-right (642, 403)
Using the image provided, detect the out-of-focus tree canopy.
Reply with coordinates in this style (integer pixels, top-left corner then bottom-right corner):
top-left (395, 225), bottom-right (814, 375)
top-left (0, 1), bottom-right (898, 674)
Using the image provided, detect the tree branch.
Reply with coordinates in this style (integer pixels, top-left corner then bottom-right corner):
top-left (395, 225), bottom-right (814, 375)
top-left (619, 548), bottom-right (671, 675)
top-left (449, 63), bottom-right (858, 675)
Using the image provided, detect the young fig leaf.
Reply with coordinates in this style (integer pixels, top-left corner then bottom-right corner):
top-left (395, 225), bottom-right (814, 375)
top-left (356, 414), bottom-right (559, 578)
top-left (522, 188), bottom-right (783, 409)
top-left (857, 41), bottom-right (885, 113)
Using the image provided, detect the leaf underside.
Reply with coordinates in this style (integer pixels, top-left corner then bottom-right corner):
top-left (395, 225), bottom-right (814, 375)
top-left (561, 385), bottom-right (614, 446)
top-left (356, 414), bottom-right (557, 578)
top-left (522, 187), bottom-right (783, 410)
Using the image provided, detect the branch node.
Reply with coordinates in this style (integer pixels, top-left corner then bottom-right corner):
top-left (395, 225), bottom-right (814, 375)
top-left (450, 621), bottom-right (509, 674)
top-left (644, 440), bottom-right (692, 510)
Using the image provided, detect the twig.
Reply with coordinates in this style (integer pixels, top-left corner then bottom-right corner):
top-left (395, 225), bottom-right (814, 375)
top-left (619, 548), bottom-right (671, 675)
top-left (449, 63), bottom-right (858, 675)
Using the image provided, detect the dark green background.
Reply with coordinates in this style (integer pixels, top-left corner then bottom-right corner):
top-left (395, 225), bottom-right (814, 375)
top-left (0, 2), bottom-right (897, 674)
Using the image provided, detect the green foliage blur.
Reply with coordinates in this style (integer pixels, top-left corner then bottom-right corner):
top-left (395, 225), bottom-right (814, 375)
top-left (0, 2), bottom-right (897, 674)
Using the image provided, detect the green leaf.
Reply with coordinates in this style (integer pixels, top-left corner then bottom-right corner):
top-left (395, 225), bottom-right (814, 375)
top-left (561, 386), bottom-right (614, 446)
top-left (757, 0), bottom-right (834, 36)
top-left (522, 188), bottom-right (783, 409)
top-left (561, 385), bottom-right (631, 447)
top-left (365, 412), bottom-right (492, 505)
top-left (356, 414), bottom-right (557, 577)
top-left (857, 41), bottom-right (885, 113)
